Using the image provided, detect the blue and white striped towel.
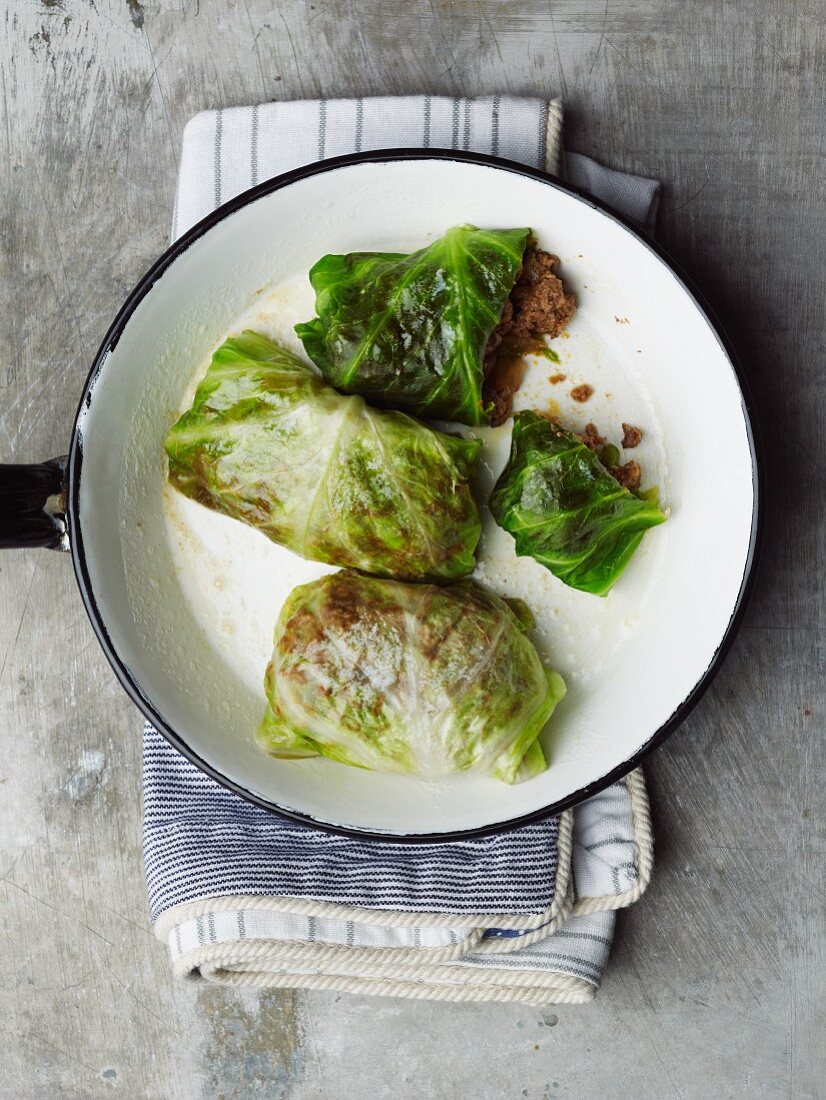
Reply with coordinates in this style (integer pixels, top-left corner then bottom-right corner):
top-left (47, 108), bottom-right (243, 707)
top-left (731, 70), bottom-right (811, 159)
top-left (147, 96), bottom-right (659, 1006)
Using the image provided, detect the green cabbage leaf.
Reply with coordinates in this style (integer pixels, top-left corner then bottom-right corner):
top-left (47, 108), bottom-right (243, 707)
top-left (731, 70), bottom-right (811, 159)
top-left (258, 570), bottom-right (566, 783)
top-left (295, 225), bottom-right (531, 426)
top-left (164, 331), bottom-right (482, 581)
top-left (489, 411), bottom-right (666, 596)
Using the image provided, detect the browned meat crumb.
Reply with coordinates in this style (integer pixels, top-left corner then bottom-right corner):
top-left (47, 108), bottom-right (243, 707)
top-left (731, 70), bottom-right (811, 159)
top-left (548, 372), bottom-right (566, 384)
top-left (482, 246), bottom-right (576, 423)
top-left (570, 384), bottom-right (594, 403)
top-left (621, 422), bottom-right (643, 449)
top-left (577, 422), bottom-right (605, 451)
top-left (610, 460), bottom-right (642, 492)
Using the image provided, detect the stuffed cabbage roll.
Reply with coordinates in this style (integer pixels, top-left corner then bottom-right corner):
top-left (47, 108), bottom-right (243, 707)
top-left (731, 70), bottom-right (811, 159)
top-left (295, 225), bottom-right (575, 427)
top-left (165, 331), bottom-right (482, 581)
top-left (257, 570), bottom-right (566, 783)
top-left (490, 411), bottom-right (666, 596)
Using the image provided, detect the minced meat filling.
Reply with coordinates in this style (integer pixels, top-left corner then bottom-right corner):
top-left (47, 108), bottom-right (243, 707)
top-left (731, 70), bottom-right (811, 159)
top-left (482, 246), bottom-right (576, 426)
top-left (510, 248), bottom-right (576, 341)
top-left (486, 374), bottom-right (520, 428)
top-left (483, 299), bottom-right (514, 372)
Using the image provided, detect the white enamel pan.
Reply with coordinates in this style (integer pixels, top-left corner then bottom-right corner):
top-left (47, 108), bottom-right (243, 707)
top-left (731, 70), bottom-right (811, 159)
top-left (1, 151), bottom-right (761, 839)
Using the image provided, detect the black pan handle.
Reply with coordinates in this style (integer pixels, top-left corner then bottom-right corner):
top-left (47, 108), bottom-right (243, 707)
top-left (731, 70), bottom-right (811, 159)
top-left (0, 457), bottom-right (69, 550)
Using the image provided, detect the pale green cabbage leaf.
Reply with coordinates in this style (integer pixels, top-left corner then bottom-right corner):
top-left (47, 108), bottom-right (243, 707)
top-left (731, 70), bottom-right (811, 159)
top-left (164, 331), bottom-right (482, 581)
top-left (258, 569), bottom-right (566, 784)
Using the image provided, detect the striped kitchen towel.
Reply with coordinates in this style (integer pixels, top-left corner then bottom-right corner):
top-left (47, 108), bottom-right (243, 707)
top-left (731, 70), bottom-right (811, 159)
top-left (146, 729), bottom-right (652, 1004)
top-left (147, 95), bottom-right (659, 1006)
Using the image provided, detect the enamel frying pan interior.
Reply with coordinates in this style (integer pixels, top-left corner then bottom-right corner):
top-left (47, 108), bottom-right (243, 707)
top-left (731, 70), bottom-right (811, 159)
top-left (68, 150), bottom-right (761, 840)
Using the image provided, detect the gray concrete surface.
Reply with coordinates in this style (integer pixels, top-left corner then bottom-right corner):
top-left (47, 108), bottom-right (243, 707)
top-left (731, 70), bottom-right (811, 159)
top-left (1, 1), bottom-right (824, 1097)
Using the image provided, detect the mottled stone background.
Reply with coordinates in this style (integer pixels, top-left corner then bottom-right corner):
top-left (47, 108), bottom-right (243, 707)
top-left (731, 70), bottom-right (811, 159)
top-left (0, 2), bottom-right (823, 1097)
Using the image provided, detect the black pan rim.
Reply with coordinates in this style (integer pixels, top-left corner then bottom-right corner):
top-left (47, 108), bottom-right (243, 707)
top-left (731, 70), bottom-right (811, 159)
top-left (66, 147), bottom-right (764, 843)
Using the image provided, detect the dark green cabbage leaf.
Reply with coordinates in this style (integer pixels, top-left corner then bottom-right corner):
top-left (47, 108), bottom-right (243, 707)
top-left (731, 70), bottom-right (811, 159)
top-left (164, 331), bottom-right (482, 581)
top-left (258, 570), bottom-right (566, 783)
top-left (295, 225), bottom-right (531, 426)
top-left (490, 411), bottom-right (666, 596)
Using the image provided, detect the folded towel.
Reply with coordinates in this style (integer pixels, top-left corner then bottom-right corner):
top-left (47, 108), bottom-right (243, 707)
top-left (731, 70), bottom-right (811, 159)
top-left (147, 95), bottom-right (659, 1006)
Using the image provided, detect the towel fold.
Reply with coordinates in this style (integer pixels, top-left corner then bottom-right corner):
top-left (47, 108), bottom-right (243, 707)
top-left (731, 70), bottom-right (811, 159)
top-left (147, 94), bottom-right (659, 1005)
